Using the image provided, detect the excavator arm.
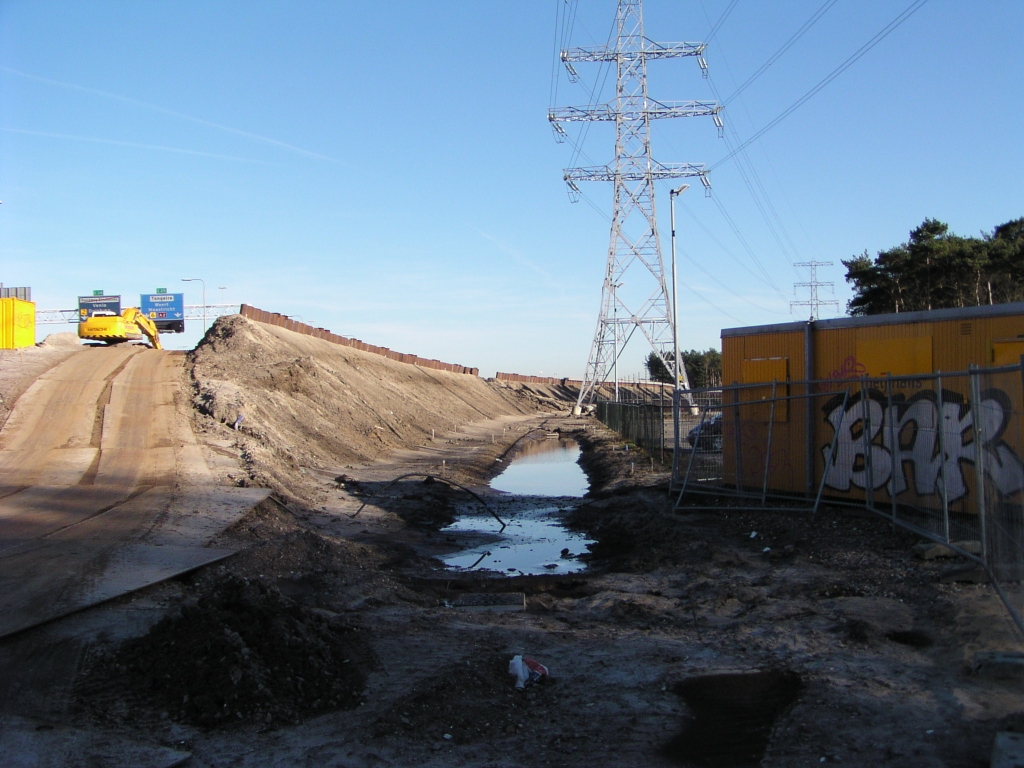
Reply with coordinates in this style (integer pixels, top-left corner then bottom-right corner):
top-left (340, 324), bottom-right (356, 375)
top-left (122, 307), bottom-right (162, 349)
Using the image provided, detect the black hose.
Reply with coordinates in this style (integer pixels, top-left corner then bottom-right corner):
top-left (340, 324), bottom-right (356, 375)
top-left (350, 473), bottom-right (506, 529)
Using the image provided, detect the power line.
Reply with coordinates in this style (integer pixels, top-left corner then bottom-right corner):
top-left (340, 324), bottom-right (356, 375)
top-left (705, 73), bottom-right (801, 269)
top-left (695, 6), bottom-right (829, 266)
top-left (709, 194), bottom-right (788, 299)
top-left (723, 0), bottom-right (841, 107)
top-left (704, 0), bottom-right (740, 43)
top-left (693, 2), bottom-right (823, 276)
top-left (678, 199), bottom-right (789, 310)
top-left (710, 0), bottom-right (930, 172)
top-left (576, 184), bottom-right (785, 318)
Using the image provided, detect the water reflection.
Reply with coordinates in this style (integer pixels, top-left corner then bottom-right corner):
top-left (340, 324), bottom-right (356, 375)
top-left (441, 437), bottom-right (593, 575)
top-left (491, 438), bottom-right (588, 497)
top-left (441, 506), bottom-right (594, 575)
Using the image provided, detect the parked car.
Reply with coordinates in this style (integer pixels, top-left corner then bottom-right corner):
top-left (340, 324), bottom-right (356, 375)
top-left (687, 412), bottom-right (723, 451)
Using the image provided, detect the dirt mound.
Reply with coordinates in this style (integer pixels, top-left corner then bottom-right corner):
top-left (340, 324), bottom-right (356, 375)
top-left (568, 491), bottom-right (707, 571)
top-left (187, 315), bottom-right (555, 500)
top-left (215, 522), bottom-right (424, 610)
top-left (87, 574), bottom-right (370, 728)
top-left (37, 332), bottom-right (81, 348)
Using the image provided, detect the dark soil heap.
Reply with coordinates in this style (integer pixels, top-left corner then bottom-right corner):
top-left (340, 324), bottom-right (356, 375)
top-left (97, 574), bottom-right (369, 727)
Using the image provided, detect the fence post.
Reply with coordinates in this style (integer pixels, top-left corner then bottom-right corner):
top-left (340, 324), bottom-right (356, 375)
top-left (677, 406), bottom-right (705, 506)
top-left (761, 381), bottom-right (777, 505)
top-left (804, 320), bottom-right (815, 497)
top-left (732, 384), bottom-right (743, 492)
top-left (861, 377), bottom-right (875, 511)
top-left (936, 372), bottom-right (950, 542)
top-left (660, 382), bottom-right (665, 467)
top-left (887, 374), bottom-right (898, 532)
top-left (644, 397), bottom-right (650, 455)
top-left (672, 388), bottom-right (681, 487)
top-left (969, 366), bottom-right (989, 564)
top-left (814, 387), bottom-right (850, 519)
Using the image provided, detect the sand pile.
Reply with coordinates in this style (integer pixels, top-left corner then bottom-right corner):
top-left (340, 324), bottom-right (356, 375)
top-left (187, 315), bottom-right (554, 499)
top-left (37, 332), bottom-right (81, 348)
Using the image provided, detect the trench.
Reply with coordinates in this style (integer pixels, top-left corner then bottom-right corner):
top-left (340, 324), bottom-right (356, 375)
top-left (663, 670), bottom-right (803, 767)
top-left (440, 437), bottom-right (595, 576)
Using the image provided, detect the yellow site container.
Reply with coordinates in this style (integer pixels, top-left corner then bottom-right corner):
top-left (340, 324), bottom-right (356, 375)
top-left (719, 301), bottom-right (1024, 501)
top-left (0, 298), bottom-right (35, 349)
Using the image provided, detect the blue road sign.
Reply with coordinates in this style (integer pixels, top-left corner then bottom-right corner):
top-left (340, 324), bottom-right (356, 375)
top-left (78, 295), bottom-right (121, 321)
top-left (141, 292), bottom-right (185, 333)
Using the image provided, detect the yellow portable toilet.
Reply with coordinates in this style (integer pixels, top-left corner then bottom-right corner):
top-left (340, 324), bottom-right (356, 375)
top-left (0, 298), bottom-right (36, 349)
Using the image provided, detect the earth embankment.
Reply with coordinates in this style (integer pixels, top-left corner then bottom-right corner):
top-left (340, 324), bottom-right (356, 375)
top-left (187, 315), bottom-right (566, 500)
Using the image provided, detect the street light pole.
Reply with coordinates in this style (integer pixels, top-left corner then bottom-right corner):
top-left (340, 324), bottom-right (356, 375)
top-left (182, 278), bottom-right (206, 332)
top-left (669, 184), bottom-right (690, 487)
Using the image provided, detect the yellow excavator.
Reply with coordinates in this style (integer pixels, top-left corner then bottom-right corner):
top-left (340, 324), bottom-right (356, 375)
top-left (78, 307), bottom-right (162, 349)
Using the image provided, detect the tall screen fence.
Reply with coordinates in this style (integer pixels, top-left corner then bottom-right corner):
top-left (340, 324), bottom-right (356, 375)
top-left (594, 394), bottom-right (670, 464)
top-left (664, 364), bottom-right (1024, 634)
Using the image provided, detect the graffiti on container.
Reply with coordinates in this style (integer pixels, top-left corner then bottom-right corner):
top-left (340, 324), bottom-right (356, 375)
top-left (827, 355), bottom-right (867, 381)
top-left (821, 389), bottom-right (1024, 500)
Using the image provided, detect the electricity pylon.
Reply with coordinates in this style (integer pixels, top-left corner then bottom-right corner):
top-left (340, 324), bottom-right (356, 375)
top-left (791, 261), bottom-right (839, 320)
top-left (550, 0), bottom-right (721, 405)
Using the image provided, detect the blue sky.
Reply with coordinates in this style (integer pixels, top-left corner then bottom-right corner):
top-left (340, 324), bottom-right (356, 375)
top-left (1, 1), bottom-right (1021, 377)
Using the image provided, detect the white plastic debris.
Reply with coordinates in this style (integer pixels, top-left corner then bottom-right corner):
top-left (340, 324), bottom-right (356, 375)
top-left (749, 531), bottom-right (758, 539)
top-left (508, 655), bottom-right (549, 689)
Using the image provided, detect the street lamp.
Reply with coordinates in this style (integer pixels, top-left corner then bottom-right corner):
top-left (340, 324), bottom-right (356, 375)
top-left (181, 278), bottom-right (206, 332)
top-left (668, 183), bottom-right (690, 483)
top-left (218, 286), bottom-right (227, 304)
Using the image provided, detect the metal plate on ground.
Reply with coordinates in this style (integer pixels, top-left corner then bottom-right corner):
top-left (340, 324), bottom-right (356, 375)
top-left (0, 485), bottom-right (268, 638)
top-left (0, 716), bottom-right (190, 768)
top-left (0, 543), bottom-right (235, 639)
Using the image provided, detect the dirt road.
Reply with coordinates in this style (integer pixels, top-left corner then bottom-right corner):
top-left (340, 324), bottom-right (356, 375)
top-left (0, 346), bottom-right (267, 638)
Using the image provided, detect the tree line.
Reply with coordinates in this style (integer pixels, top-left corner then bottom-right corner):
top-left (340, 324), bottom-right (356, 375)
top-left (645, 349), bottom-right (722, 389)
top-left (843, 216), bottom-right (1024, 315)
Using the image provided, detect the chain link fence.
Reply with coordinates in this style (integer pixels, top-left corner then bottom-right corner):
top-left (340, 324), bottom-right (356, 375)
top-left (593, 391), bottom-right (670, 465)
top-left (660, 363), bottom-right (1024, 635)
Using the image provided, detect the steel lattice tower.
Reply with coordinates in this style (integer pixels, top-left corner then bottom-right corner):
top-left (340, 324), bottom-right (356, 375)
top-left (791, 260), bottom-right (839, 320)
top-left (550, 0), bottom-right (721, 405)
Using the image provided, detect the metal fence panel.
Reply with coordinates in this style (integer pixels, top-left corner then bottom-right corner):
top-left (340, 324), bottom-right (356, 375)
top-left (639, 363), bottom-right (1024, 638)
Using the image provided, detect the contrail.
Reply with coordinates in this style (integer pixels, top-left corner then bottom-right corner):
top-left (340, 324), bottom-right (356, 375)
top-left (0, 65), bottom-right (340, 163)
top-left (1, 127), bottom-right (275, 164)
top-left (478, 231), bottom-right (554, 281)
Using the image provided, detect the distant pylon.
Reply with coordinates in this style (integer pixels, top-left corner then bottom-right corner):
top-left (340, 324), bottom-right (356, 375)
top-left (550, 0), bottom-right (721, 406)
top-left (791, 261), bottom-right (839, 320)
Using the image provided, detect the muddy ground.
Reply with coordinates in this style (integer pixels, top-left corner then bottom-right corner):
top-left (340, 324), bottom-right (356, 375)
top-left (38, 418), bottom-right (1022, 768)
top-left (2, 322), bottom-right (1022, 767)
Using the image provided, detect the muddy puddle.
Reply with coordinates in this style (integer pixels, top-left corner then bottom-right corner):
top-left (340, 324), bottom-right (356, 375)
top-left (441, 438), bottom-right (594, 576)
top-left (489, 437), bottom-right (589, 497)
